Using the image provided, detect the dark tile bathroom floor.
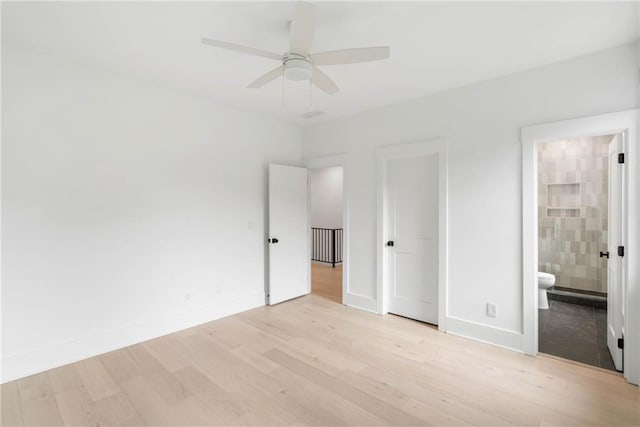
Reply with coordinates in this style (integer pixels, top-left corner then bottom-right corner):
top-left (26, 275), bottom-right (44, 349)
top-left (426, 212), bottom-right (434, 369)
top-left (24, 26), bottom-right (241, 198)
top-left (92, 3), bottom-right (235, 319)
top-left (539, 300), bottom-right (616, 371)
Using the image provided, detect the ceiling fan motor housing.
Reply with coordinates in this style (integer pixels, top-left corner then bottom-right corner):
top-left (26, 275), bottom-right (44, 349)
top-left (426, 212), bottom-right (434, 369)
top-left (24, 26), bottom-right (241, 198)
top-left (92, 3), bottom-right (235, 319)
top-left (283, 54), bottom-right (312, 81)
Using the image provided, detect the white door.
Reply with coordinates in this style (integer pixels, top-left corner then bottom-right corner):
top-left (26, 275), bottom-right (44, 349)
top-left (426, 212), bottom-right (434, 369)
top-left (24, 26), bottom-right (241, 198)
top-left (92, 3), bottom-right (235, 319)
top-left (607, 134), bottom-right (624, 370)
top-left (268, 164), bottom-right (309, 305)
top-left (386, 153), bottom-right (439, 324)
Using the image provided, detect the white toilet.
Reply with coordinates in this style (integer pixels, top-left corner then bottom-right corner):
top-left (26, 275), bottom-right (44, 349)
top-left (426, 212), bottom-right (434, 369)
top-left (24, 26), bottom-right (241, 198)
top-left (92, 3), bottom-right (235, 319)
top-left (538, 272), bottom-right (555, 309)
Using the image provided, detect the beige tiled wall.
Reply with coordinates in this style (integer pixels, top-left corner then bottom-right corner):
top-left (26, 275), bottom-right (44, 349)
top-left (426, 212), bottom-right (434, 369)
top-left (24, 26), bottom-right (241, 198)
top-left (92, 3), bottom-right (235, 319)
top-left (537, 135), bottom-right (613, 294)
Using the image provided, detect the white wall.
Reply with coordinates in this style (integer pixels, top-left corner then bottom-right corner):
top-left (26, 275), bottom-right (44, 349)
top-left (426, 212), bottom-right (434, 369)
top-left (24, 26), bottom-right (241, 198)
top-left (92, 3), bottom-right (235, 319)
top-left (302, 43), bottom-right (638, 349)
top-left (309, 167), bottom-right (343, 229)
top-left (1, 43), bottom-right (301, 382)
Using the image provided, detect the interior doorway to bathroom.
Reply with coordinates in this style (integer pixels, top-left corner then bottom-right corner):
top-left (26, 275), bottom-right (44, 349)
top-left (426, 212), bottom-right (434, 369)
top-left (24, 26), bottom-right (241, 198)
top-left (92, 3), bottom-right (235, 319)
top-left (308, 166), bottom-right (344, 304)
top-left (522, 109), bottom-right (637, 385)
top-left (535, 134), bottom-right (623, 371)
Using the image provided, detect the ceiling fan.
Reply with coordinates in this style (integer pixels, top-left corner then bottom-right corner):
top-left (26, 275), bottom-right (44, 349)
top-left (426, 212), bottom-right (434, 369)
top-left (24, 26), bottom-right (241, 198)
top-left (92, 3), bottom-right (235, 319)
top-left (201, 1), bottom-right (390, 95)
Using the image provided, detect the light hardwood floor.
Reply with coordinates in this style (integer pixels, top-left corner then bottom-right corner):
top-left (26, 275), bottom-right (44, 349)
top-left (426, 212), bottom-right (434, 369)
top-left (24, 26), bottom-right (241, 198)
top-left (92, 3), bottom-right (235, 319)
top-left (311, 262), bottom-right (342, 304)
top-left (2, 294), bottom-right (639, 426)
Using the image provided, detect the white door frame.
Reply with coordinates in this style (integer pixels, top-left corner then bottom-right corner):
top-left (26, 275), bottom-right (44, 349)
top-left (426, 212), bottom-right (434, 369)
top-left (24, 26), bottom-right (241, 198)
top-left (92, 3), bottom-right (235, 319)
top-left (304, 153), bottom-right (349, 305)
top-left (521, 109), bottom-right (639, 385)
top-left (377, 138), bottom-right (448, 331)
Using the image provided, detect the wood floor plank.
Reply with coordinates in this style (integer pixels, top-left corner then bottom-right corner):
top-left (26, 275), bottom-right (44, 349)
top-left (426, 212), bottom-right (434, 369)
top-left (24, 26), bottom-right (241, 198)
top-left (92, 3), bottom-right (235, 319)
top-left (362, 362), bottom-right (538, 426)
top-left (1, 381), bottom-right (24, 427)
top-left (268, 366), bottom-right (388, 426)
top-left (400, 397), bottom-right (473, 427)
top-left (229, 344), bottom-right (281, 374)
top-left (311, 263), bottom-right (343, 304)
top-left (2, 293), bottom-right (639, 426)
top-left (126, 344), bottom-right (168, 375)
top-left (54, 385), bottom-right (99, 426)
top-left (17, 372), bottom-right (64, 426)
top-left (173, 366), bottom-right (226, 395)
top-left (75, 357), bottom-right (120, 401)
top-left (118, 375), bottom-right (173, 425)
top-left (143, 335), bottom-right (192, 373)
top-left (145, 370), bottom-right (193, 406)
top-left (47, 364), bottom-right (84, 395)
top-left (177, 363), bottom-right (304, 426)
top-left (93, 392), bottom-right (144, 426)
top-left (99, 348), bottom-right (141, 384)
top-left (288, 336), bottom-right (369, 372)
top-left (264, 347), bottom-right (427, 425)
top-left (199, 315), bottom-right (262, 350)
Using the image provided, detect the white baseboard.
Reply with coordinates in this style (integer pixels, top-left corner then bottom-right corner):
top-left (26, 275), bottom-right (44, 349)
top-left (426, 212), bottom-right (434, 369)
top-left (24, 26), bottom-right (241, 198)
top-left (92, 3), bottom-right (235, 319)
top-left (445, 316), bottom-right (524, 352)
top-left (343, 292), bottom-right (377, 313)
top-left (1, 292), bottom-right (265, 384)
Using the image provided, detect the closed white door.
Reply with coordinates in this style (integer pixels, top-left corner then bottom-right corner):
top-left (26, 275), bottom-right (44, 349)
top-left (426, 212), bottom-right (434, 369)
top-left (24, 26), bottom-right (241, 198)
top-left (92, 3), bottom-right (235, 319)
top-left (268, 164), bottom-right (309, 305)
top-left (386, 153), bottom-right (439, 324)
top-left (607, 134), bottom-right (624, 370)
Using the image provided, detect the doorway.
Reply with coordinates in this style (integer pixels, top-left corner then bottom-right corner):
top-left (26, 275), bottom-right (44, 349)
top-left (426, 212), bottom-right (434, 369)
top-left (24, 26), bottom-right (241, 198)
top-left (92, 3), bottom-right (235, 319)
top-left (309, 166), bottom-right (344, 304)
top-left (536, 135), bottom-right (620, 371)
top-left (521, 109), bottom-right (638, 385)
top-left (377, 139), bottom-right (448, 329)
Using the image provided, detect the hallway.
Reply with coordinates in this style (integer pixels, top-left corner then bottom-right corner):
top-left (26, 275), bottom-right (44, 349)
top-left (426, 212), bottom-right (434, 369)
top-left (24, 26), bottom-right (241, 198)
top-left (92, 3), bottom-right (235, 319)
top-left (311, 263), bottom-right (342, 304)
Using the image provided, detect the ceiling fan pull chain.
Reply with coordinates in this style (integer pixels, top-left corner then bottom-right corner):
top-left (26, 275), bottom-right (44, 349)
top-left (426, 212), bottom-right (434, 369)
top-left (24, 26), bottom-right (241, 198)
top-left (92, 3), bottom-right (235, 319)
top-left (281, 71), bottom-right (285, 111)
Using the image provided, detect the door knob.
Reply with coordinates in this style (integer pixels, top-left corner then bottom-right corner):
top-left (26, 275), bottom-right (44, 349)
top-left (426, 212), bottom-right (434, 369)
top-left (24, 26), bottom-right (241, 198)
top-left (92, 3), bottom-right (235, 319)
top-left (386, 240), bottom-right (394, 247)
top-left (599, 251), bottom-right (609, 259)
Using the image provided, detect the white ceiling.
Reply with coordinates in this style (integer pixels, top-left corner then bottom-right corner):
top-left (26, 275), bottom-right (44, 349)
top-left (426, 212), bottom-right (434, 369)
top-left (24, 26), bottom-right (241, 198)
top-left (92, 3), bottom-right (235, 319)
top-left (2, 1), bottom-right (638, 125)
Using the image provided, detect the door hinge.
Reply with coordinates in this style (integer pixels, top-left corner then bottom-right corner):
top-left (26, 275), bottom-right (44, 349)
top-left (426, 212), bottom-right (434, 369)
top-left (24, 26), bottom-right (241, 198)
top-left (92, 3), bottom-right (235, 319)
top-left (618, 338), bottom-right (624, 350)
top-left (618, 246), bottom-right (624, 257)
top-left (618, 153), bottom-right (625, 164)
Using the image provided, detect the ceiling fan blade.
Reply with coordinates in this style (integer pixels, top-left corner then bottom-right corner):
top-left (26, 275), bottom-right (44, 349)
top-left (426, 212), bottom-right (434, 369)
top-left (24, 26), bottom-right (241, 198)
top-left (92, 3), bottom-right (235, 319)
top-left (310, 46), bottom-right (390, 66)
top-left (289, 2), bottom-right (316, 56)
top-left (311, 67), bottom-right (339, 95)
top-left (247, 66), bottom-right (284, 88)
top-left (201, 38), bottom-right (282, 61)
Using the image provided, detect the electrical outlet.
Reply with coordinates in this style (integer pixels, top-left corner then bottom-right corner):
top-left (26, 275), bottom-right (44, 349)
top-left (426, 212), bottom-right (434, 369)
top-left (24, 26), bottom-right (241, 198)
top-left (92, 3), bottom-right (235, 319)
top-left (184, 292), bottom-right (191, 301)
top-left (486, 303), bottom-right (497, 318)
top-left (215, 286), bottom-right (222, 296)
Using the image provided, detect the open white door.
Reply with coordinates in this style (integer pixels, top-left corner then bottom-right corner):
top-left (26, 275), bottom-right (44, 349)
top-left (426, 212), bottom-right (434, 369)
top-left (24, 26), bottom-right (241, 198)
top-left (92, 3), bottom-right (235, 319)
top-left (386, 153), bottom-right (439, 324)
top-left (268, 164), bottom-right (309, 305)
top-left (607, 134), bottom-right (624, 370)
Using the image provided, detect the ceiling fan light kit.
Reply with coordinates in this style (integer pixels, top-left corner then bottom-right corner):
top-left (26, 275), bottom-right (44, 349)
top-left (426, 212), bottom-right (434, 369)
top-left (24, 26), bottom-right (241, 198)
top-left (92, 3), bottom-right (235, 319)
top-left (201, 0), bottom-right (391, 101)
top-left (283, 54), bottom-right (312, 81)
